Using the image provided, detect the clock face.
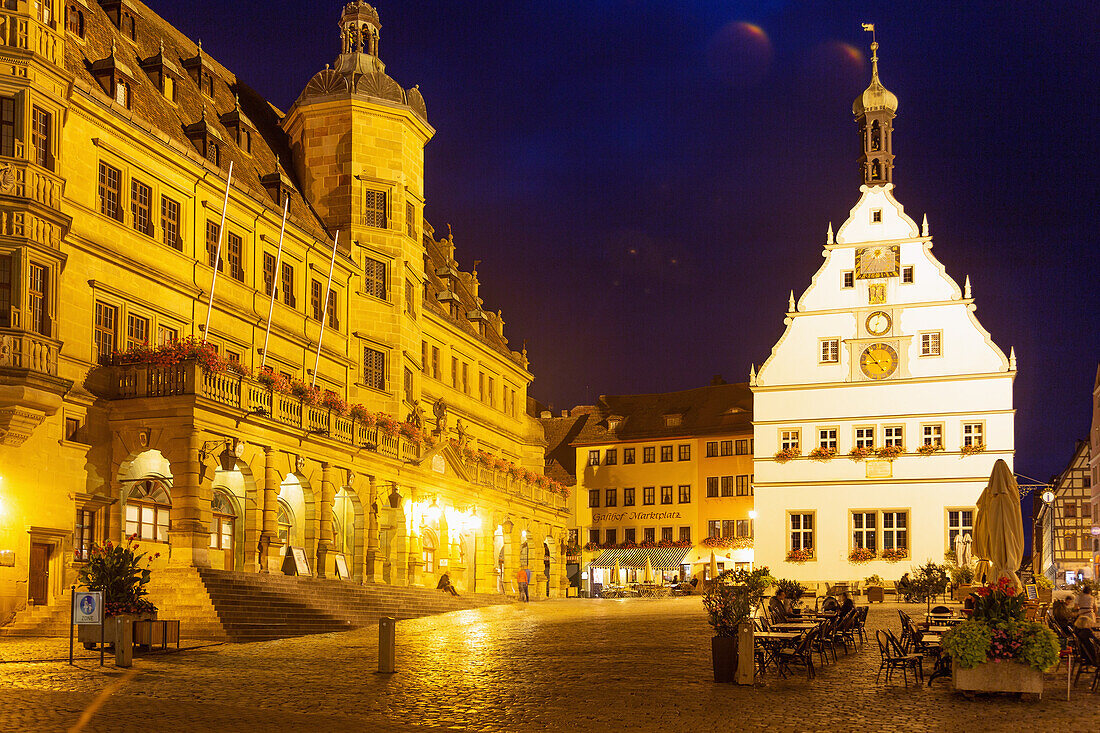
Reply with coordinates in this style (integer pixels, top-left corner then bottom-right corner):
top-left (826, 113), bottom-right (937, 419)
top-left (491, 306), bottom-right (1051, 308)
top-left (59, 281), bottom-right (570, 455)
top-left (866, 311), bottom-right (891, 336)
top-left (859, 342), bottom-right (898, 380)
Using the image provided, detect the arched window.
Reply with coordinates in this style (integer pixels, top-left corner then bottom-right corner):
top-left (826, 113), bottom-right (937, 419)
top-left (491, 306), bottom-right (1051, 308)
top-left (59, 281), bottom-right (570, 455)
top-left (421, 534), bottom-right (435, 573)
top-left (520, 541), bottom-right (530, 568)
top-left (67, 6), bottom-right (84, 37)
top-left (207, 141), bottom-right (219, 166)
top-left (125, 479), bottom-right (171, 542)
top-left (209, 491), bottom-right (235, 551)
top-left (870, 120), bottom-right (881, 151)
top-left (277, 501), bottom-right (293, 545)
top-left (871, 158), bottom-right (881, 180)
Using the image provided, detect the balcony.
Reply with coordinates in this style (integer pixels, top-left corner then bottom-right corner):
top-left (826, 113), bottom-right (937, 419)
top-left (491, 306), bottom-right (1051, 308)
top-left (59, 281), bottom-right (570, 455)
top-left (0, 328), bottom-right (70, 446)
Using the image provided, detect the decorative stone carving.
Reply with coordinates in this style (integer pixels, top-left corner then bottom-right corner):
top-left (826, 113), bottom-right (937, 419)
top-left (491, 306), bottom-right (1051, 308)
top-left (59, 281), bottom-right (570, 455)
top-left (406, 85), bottom-right (428, 122)
top-left (0, 407), bottom-right (45, 447)
top-left (355, 72), bottom-right (404, 103)
top-left (387, 484), bottom-right (402, 508)
top-left (405, 400), bottom-right (423, 428)
top-left (295, 455), bottom-right (306, 473)
top-left (432, 398), bottom-right (448, 436)
top-left (0, 164), bottom-right (15, 193)
top-left (302, 68), bottom-right (350, 99)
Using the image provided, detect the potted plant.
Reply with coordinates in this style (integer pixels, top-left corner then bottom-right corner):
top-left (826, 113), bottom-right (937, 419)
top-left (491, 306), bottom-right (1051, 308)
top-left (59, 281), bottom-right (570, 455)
top-left (1034, 575), bottom-right (1053, 603)
top-left (703, 566), bottom-right (774, 683)
top-left (808, 446), bottom-right (836, 462)
top-left (849, 547), bottom-right (876, 563)
top-left (942, 577), bottom-right (1059, 694)
top-left (774, 578), bottom-right (806, 605)
top-left (917, 442), bottom-right (944, 456)
top-left (875, 444), bottom-right (905, 460)
top-left (948, 563), bottom-right (975, 601)
top-left (864, 574), bottom-right (885, 603)
top-left (960, 442), bottom-right (985, 456)
top-left (786, 548), bottom-right (813, 563)
top-left (76, 536), bottom-right (158, 647)
top-left (773, 447), bottom-right (800, 463)
top-left (847, 445), bottom-right (874, 461)
top-left (881, 548), bottom-right (908, 562)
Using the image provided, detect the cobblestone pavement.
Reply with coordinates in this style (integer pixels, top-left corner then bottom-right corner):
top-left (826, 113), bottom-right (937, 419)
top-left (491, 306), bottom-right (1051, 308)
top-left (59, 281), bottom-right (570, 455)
top-left (2, 599), bottom-right (1099, 732)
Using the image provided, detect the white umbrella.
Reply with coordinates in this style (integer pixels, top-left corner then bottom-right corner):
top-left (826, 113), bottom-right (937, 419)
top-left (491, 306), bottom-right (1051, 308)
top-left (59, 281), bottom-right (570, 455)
top-left (643, 554), bottom-right (654, 584)
top-left (973, 460), bottom-right (1024, 590)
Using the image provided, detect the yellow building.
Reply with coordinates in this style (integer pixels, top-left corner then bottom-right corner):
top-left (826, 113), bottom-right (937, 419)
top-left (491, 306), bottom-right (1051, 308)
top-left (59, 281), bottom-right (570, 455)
top-left (550, 380), bottom-right (755, 592)
top-left (0, 1), bottom-right (568, 628)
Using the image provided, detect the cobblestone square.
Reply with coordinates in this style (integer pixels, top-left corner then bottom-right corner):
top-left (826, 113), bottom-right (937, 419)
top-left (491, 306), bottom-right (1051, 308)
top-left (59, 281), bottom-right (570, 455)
top-left (1, 599), bottom-right (1098, 732)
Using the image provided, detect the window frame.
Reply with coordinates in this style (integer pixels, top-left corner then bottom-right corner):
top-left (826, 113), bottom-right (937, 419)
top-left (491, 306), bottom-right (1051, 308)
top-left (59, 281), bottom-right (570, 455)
top-left (851, 510), bottom-right (877, 551)
top-left (363, 256), bottom-right (387, 300)
top-left (94, 300), bottom-right (117, 365)
top-left (842, 270), bottom-right (855, 289)
top-left (720, 476), bottom-right (734, 498)
top-left (678, 484), bottom-right (691, 504)
top-left (98, 161), bottom-right (123, 221)
top-left (31, 105), bottom-right (51, 169)
top-left (780, 429), bottom-right (800, 452)
top-left (705, 441), bottom-right (718, 458)
top-left (677, 444), bottom-right (691, 461)
top-left (642, 486), bottom-right (655, 505)
top-left (789, 511), bottom-right (815, 554)
top-left (604, 488), bottom-right (617, 508)
top-left (659, 445), bottom-right (673, 462)
top-left (605, 448), bottom-right (617, 465)
top-left (819, 337), bottom-right (840, 364)
top-left (962, 421), bottom-right (985, 448)
top-left (920, 330), bottom-right (942, 357)
top-left (901, 265), bottom-right (914, 284)
top-left (623, 487), bottom-right (635, 506)
top-left (818, 427), bottom-right (838, 450)
top-left (735, 475), bottom-right (752, 497)
top-left (623, 447), bottom-right (635, 464)
top-left (883, 425), bottom-right (904, 448)
top-left (946, 507), bottom-right (975, 551)
top-left (364, 188), bottom-right (388, 229)
top-left (588, 489), bottom-right (599, 508)
top-left (587, 449), bottom-right (600, 467)
top-left (854, 425), bottom-right (876, 449)
top-left (706, 476), bottom-right (719, 498)
top-left (921, 423), bottom-right (944, 448)
top-left (642, 446), bottom-right (655, 464)
top-left (659, 486), bottom-right (673, 505)
top-left (362, 345), bottom-right (386, 391)
top-left (882, 510), bottom-right (908, 551)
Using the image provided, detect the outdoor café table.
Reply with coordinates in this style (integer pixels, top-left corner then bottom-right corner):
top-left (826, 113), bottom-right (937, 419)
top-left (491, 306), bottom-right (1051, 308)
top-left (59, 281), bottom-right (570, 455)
top-left (754, 631), bottom-right (803, 674)
top-left (926, 625), bottom-right (954, 634)
top-left (771, 622), bottom-right (819, 631)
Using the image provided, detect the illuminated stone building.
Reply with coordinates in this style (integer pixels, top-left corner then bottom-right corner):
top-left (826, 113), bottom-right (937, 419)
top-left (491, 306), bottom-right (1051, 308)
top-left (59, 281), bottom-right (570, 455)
top-left (548, 380), bottom-right (755, 592)
top-left (0, 1), bottom-right (567, 628)
top-left (751, 39), bottom-right (1016, 584)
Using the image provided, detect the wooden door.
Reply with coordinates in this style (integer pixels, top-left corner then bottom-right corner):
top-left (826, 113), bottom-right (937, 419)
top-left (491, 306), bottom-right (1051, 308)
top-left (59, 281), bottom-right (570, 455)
top-left (224, 548), bottom-right (234, 571)
top-left (29, 543), bottom-right (50, 605)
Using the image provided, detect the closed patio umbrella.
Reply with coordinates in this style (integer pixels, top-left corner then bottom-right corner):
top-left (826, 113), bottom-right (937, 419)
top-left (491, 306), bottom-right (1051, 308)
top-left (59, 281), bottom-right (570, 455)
top-left (973, 459), bottom-right (1024, 590)
top-left (709, 551), bottom-right (719, 580)
top-left (643, 554), bottom-right (654, 584)
top-left (611, 558), bottom-right (621, 586)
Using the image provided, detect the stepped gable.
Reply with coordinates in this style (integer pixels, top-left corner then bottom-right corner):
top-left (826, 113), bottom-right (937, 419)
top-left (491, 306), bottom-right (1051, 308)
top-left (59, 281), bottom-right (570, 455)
top-left (572, 382), bottom-right (753, 444)
top-left (65, 1), bottom-right (330, 242)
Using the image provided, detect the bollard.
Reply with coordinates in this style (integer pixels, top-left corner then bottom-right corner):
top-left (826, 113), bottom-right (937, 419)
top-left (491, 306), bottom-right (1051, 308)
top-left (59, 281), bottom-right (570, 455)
top-left (115, 617), bottom-right (133, 668)
top-left (377, 616), bottom-right (395, 674)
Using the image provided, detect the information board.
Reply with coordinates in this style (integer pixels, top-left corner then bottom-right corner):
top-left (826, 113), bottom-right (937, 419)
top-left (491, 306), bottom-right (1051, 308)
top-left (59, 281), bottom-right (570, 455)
top-left (282, 546), bottom-right (311, 576)
top-left (1024, 583), bottom-right (1038, 601)
top-left (73, 591), bottom-right (103, 625)
top-left (334, 554), bottom-right (349, 579)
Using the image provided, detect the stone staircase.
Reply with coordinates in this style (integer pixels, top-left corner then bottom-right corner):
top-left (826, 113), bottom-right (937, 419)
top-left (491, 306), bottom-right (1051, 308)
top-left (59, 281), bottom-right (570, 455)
top-left (1, 569), bottom-right (517, 642)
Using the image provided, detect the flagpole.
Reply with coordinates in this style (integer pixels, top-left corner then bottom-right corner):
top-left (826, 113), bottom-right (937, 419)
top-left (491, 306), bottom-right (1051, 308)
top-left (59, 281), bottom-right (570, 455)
top-left (310, 230), bottom-right (339, 388)
top-left (202, 161), bottom-right (234, 344)
top-left (261, 197), bottom-right (290, 368)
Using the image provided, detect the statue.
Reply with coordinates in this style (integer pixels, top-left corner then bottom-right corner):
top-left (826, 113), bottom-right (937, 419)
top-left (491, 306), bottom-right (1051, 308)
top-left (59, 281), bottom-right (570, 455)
top-left (405, 400), bottom-right (423, 428)
top-left (0, 164), bottom-right (15, 194)
top-left (432, 397), bottom-right (448, 436)
top-left (455, 418), bottom-right (468, 448)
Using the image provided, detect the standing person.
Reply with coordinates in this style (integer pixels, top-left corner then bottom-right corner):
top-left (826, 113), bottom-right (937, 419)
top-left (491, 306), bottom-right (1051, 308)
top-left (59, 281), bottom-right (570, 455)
top-left (517, 567), bottom-right (529, 602)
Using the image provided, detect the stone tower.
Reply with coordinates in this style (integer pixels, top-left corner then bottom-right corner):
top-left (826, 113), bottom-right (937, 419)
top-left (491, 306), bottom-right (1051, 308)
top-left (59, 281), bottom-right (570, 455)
top-left (853, 40), bottom-right (898, 187)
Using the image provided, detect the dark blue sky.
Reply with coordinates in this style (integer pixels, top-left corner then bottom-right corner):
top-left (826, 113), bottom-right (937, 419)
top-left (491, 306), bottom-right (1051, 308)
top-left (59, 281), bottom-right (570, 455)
top-left (167, 1), bottom-right (1099, 484)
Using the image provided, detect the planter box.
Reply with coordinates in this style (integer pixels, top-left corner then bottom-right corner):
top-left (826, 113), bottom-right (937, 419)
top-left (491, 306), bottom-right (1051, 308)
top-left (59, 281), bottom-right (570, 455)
top-left (952, 660), bottom-right (1044, 694)
top-left (865, 586), bottom-right (884, 603)
top-left (712, 636), bottom-right (738, 683)
top-left (78, 613), bottom-right (157, 647)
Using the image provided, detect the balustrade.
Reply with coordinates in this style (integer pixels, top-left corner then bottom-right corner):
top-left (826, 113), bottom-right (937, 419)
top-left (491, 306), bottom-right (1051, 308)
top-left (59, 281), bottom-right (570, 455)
top-left (0, 328), bottom-right (59, 375)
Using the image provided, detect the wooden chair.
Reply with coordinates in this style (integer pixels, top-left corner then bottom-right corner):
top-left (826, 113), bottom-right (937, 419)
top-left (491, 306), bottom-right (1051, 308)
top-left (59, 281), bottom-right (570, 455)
top-left (876, 630), bottom-right (923, 686)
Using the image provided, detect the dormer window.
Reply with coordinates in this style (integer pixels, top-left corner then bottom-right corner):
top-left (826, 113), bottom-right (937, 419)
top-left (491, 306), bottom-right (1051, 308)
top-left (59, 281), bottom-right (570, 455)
top-left (184, 114), bottom-right (224, 168)
top-left (260, 171), bottom-right (293, 207)
top-left (114, 78), bottom-right (129, 107)
top-left (608, 418), bottom-right (622, 431)
top-left (89, 50), bottom-right (135, 110)
top-left (663, 414), bottom-right (682, 428)
top-left (182, 45), bottom-right (218, 99)
top-left (220, 102), bottom-right (255, 155)
top-left (140, 46), bottom-right (182, 103)
top-left (101, 2), bottom-right (138, 41)
top-left (66, 4), bottom-right (85, 38)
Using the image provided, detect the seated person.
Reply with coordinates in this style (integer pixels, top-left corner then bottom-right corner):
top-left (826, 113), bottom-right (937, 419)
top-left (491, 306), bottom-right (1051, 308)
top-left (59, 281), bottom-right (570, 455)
top-left (436, 572), bottom-right (459, 597)
top-left (821, 596), bottom-right (839, 613)
top-left (768, 589), bottom-right (788, 623)
top-left (1073, 587), bottom-right (1097, 629)
top-left (837, 591), bottom-right (855, 617)
top-left (1051, 596), bottom-right (1076, 631)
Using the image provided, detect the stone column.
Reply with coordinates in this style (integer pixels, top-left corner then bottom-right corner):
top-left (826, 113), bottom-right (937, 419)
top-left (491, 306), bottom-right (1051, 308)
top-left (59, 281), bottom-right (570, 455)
top-left (504, 523), bottom-right (521, 597)
top-left (259, 446), bottom-right (282, 572)
top-left (406, 532), bottom-right (422, 587)
top-left (473, 521), bottom-right (496, 595)
top-left (167, 430), bottom-right (211, 568)
top-left (392, 513), bottom-right (409, 587)
top-left (363, 475), bottom-right (384, 583)
top-left (315, 461), bottom-right (335, 578)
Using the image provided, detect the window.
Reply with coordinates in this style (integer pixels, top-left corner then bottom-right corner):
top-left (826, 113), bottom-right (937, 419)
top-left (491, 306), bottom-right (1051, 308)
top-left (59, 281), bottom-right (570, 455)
top-left (736, 519), bottom-right (753, 538)
top-left (67, 5), bottom-right (85, 37)
top-left (720, 476), bottom-right (734, 497)
top-left (430, 347), bottom-right (438, 379)
top-left (902, 266), bottom-right (914, 284)
top-left (706, 477), bottom-right (719, 498)
top-left (623, 487), bottom-right (635, 506)
top-left (842, 271), bottom-right (854, 289)
top-left (588, 529), bottom-right (599, 545)
top-left (588, 450), bottom-right (600, 467)
top-left (707, 520), bottom-right (720, 539)
top-left (65, 416), bottom-right (80, 441)
top-left (882, 511), bottom-right (907, 550)
top-left (27, 263), bottom-right (48, 336)
top-left (125, 313), bottom-right (148, 350)
top-left (237, 127), bottom-right (252, 154)
top-left (94, 301), bottom-right (116, 364)
top-left (642, 447), bottom-right (655, 463)
top-left (722, 520), bottom-right (736, 539)
top-left (478, 372), bottom-right (485, 402)
top-left (871, 209), bottom-right (882, 223)
top-left (156, 325), bottom-right (177, 346)
top-left (947, 509), bottom-right (974, 549)
top-left (780, 430), bottom-right (800, 452)
top-left (405, 279), bottom-right (416, 316)
top-left (661, 526), bottom-right (673, 542)
top-left (604, 489), bottom-right (617, 507)
top-left (706, 441), bottom-right (718, 457)
top-left (605, 529), bottom-right (617, 545)
top-left (820, 338), bottom-right (839, 363)
top-left (819, 428), bottom-right (837, 450)
top-left (362, 346), bottom-right (385, 390)
top-left (226, 350), bottom-right (241, 366)
top-left (922, 424), bottom-right (943, 447)
top-left (855, 426), bottom-right (875, 449)
top-left (262, 253), bottom-right (277, 296)
top-left (660, 446), bottom-right (673, 462)
top-left (920, 331), bottom-right (941, 356)
top-left (461, 362), bottom-right (469, 394)
top-left (205, 221), bottom-right (222, 271)
top-left (0, 253), bottom-right (9, 328)
top-left (311, 280), bottom-right (325, 321)
top-left (403, 367), bottom-right (413, 400)
top-left (663, 414), bottom-right (682, 427)
top-left (588, 489), bottom-right (599, 508)
top-left (487, 377), bottom-right (495, 407)
top-left (115, 78), bottom-right (130, 108)
top-left (720, 440), bottom-right (733, 456)
top-left (852, 511), bottom-right (876, 550)
top-left (161, 196), bottom-right (181, 249)
top-left (209, 493), bottom-right (235, 551)
top-left (226, 232), bottom-right (243, 281)
top-left (605, 449), bottom-right (617, 465)
top-left (1065, 501), bottom-right (1077, 519)
top-left (125, 480), bottom-right (171, 542)
top-left (364, 256), bottom-right (386, 299)
top-left (679, 526), bottom-right (691, 543)
top-left (75, 508), bottom-right (96, 561)
top-left (624, 447), bottom-right (635, 464)
top-left (642, 487), bottom-right (655, 505)
top-left (1066, 534), bottom-right (1077, 552)
top-left (364, 189), bottom-right (387, 228)
top-left (884, 426), bottom-right (904, 448)
top-left (0, 98), bottom-right (14, 157)
top-left (790, 513), bottom-right (814, 552)
top-left (406, 201), bottom-right (416, 238)
top-left (162, 73), bottom-right (175, 102)
top-left (280, 262), bottom-right (295, 307)
top-left (623, 528), bottom-right (636, 543)
top-left (962, 423), bottom-right (984, 447)
top-left (735, 475), bottom-right (752, 496)
top-left (678, 444), bottom-right (691, 461)
top-left (98, 162), bottom-right (122, 220)
top-left (678, 485), bottom-right (691, 503)
top-left (31, 106), bottom-right (50, 168)
top-left (660, 486), bottom-right (673, 505)
top-left (734, 439), bottom-right (749, 455)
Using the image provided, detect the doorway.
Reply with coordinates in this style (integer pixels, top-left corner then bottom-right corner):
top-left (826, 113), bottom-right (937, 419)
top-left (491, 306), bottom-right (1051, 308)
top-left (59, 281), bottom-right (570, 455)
top-left (29, 542), bottom-right (50, 605)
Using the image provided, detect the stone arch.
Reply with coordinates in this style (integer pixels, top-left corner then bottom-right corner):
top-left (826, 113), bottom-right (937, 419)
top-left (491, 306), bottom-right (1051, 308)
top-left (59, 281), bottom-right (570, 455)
top-left (277, 471), bottom-right (317, 572)
top-left (332, 481), bottom-right (366, 581)
top-left (115, 449), bottom-right (174, 561)
top-left (210, 457), bottom-right (258, 571)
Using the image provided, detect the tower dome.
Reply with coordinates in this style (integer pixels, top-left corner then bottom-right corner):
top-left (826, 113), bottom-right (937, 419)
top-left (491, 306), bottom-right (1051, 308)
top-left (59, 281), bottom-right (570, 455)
top-left (852, 41), bottom-right (898, 116)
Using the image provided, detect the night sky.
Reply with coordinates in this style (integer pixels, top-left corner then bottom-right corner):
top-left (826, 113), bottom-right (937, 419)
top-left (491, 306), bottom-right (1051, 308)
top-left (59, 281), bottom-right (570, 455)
top-left (163, 1), bottom-right (1098, 485)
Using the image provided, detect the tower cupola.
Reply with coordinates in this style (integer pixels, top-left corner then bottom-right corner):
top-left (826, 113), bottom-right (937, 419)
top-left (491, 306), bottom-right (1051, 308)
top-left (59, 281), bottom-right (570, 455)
top-left (336, 1), bottom-right (384, 76)
top-left (853, 29), bottom-right (897, 187)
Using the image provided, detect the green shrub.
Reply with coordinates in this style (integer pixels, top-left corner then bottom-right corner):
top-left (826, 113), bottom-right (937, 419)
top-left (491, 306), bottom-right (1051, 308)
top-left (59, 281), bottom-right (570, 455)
top-left (77, 535), bottom-right (158, 617)
top-left (1035, 575), bottom-right (1053, 591)
top-left (774, 578), bottom-right (806, 602)
top-left (704, 567), bottom-right (774, 637)
top-left (864, 574), bottom-right (884, 586)
top-left (1017, 621), bottom-right (1060, 672)
top-left (942, 620), bottom-right (991, 669)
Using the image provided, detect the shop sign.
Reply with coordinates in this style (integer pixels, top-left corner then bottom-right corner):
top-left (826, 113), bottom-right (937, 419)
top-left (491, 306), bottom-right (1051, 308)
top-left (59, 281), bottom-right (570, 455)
top-left (592, 511), bottom-right (683, 523)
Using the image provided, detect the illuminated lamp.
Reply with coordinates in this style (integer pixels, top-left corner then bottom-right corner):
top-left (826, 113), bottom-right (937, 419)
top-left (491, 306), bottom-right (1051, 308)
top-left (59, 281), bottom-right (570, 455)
top-left (425, 498), bottom-right (442, 523)
top-left (748, 510), bottom-right (757, 519)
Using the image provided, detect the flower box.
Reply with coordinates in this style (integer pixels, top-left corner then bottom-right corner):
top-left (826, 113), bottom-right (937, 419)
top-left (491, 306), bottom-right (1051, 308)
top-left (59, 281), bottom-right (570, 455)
top-left (79, 612), bottom-right (158, 647)
top-left (952, 660), bottom-right (1043, 694)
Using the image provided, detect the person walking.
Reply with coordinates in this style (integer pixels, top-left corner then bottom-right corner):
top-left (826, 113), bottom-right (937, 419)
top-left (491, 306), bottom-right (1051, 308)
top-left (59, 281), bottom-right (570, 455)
top-left (517, 567), bottom-right (530, 602)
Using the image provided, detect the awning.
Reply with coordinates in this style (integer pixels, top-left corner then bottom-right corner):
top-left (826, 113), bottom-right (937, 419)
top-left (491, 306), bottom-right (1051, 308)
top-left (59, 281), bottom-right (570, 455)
top-left (588, 546), bottom-right (690, 571)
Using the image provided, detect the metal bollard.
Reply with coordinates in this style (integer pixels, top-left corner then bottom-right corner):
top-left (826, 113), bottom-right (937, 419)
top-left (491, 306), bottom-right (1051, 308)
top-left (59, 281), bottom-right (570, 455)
top-left (115, 617), bottom-right (133, 668)
top-left (378, 616), bottom-right (395, 674)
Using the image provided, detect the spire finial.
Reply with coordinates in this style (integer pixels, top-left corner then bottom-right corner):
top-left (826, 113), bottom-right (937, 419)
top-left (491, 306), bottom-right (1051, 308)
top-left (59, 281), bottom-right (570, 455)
top-left (964, 275), bottom-right (972, 299)
top-left (234, 92), bottom-right (240, 111)
top-left (922, 214), bottom-right (929, 237)
top-left (749, 364), bottom-right (757, 387)
top-left (862, 23), bottom-right (878, 78)
top-left (1009, 347), bottom-right (1017, 371)
top-left (826, 222), bottom-right (834, 244)
top-left (789, 290), bottom-right (796, 312)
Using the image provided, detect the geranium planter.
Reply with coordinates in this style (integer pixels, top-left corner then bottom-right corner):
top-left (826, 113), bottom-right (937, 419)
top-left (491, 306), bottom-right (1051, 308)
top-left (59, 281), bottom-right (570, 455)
top-left (952, 660), bottom-right (1043, 695)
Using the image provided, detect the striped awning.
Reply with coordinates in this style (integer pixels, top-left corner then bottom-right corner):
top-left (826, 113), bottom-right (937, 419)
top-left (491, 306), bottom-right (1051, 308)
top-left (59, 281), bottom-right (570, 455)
top-left (588, 546), bottom-right (691, 570)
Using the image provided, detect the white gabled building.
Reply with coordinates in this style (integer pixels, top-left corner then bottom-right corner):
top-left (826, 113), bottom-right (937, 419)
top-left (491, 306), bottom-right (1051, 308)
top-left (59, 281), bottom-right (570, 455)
top-left (751, 39), bottom-right (1016, 583)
